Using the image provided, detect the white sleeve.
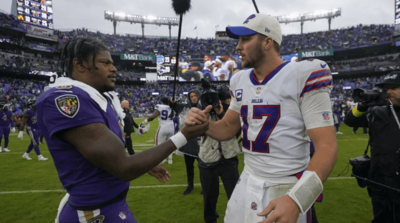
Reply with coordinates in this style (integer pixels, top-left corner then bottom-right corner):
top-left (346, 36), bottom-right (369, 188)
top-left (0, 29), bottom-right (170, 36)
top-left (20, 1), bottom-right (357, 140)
top-left (229, 98), bottom-right (240, 114)
top-left (300, 92), bottom-right (334, 130)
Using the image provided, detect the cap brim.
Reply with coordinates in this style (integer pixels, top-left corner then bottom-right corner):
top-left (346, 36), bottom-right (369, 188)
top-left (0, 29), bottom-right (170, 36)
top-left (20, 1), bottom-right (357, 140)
top-left (226, 26), bottom-right (258, 39)
top-left (375, 82), bottom-right (400, 87)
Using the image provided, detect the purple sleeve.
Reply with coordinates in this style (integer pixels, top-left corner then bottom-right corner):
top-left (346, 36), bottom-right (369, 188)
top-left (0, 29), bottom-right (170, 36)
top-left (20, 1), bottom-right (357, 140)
top-left (39, 92), bottom-right (105, 137)
top-left (7, 111), bottom-right (15, 127)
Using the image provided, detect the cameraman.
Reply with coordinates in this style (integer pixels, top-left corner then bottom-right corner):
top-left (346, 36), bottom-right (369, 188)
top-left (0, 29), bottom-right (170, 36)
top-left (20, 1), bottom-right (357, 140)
top-left (170, 89), bottom-right (202, 195)
top-left (344, 72), bottom-right (400, 223)
top-left (198, 84), bottom-right (241, 223)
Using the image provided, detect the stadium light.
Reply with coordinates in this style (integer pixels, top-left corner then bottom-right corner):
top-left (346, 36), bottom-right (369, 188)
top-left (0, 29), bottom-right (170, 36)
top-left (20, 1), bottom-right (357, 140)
top-left (104, 11), bottom-right (179, 38)
top-left (275, 8), bottom-right (341, 34)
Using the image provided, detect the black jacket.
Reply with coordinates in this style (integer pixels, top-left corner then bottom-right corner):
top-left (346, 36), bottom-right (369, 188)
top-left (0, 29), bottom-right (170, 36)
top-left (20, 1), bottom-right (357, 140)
top-left (344, 103), bottom-right (400, 188)
top-left (171, 89), bottom-right (202, 157)
top-left (123, 108), bottom-right (138, 134)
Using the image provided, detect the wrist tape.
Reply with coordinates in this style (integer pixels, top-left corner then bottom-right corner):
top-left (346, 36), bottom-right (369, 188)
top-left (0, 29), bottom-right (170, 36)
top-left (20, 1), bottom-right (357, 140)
top-left (287, 171), bottom-right (323, 215)
top-left (170, 132), bottom-right (187, 150)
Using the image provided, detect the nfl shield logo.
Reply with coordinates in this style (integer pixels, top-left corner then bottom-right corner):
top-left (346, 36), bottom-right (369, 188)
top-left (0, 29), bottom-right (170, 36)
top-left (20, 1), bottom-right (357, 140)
top-left (119, 212), bottom-right (126, 220)
top-left (256, 87), bottom-right (261, 94)
top-left (251, 202), bottom-right (257, 210)
top-left (322, 112), bottom-right (330, 121)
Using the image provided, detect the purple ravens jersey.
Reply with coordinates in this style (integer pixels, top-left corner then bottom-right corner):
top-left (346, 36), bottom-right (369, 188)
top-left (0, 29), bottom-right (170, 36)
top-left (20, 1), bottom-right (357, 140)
top-left (0, 111), bottom-right (13, 128)
top-left (36, 86), bottom-right (129, 208)
top-left (26, 109), bottom-right (39, 130)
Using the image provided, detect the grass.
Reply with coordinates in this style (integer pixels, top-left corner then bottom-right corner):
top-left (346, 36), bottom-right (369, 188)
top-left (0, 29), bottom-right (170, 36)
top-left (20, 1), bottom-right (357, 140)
top-left (0, 119), bottom-right (373, 223)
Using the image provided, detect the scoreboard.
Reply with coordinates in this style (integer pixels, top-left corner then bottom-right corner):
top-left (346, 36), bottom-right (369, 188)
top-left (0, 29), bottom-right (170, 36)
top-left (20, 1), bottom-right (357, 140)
top-left (16, 0), bottom-right (54, 29)
top-left (156, 55), bottom-right (176, 75)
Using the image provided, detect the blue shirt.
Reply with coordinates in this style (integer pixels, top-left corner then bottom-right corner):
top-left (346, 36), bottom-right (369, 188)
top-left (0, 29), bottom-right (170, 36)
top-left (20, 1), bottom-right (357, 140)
top-left (36, 86), bottom-right (129, 207)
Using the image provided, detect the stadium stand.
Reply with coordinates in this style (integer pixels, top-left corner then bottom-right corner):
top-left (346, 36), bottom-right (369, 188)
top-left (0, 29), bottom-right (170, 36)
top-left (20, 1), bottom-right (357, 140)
top-left (0, 11), bottom-right (398, 118)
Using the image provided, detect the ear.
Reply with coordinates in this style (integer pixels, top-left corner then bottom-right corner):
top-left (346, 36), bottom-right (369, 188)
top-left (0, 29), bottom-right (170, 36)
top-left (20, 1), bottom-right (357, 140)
top-left (263, 37), bottom-right (274, 51)
top-left (72, 58), bottom-right (87, 73)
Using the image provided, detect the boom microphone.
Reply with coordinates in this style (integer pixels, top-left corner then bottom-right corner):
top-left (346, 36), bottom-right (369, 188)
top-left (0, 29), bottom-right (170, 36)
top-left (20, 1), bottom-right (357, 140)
top-left (172, 0), bottom-right (191, 15)
top-left (171, 0), bottom-right (192, 118)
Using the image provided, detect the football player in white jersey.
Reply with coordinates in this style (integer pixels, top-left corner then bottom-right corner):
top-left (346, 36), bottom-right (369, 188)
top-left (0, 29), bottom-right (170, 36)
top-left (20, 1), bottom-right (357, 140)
top-left (185, 14), bottom-right (338, 223)
top-left (146, 98), bottom-right (175, 164)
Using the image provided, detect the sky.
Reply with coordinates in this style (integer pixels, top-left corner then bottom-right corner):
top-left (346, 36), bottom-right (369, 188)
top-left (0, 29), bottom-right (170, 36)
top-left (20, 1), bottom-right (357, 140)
top-left (0, 0), bottom-right (395, 38)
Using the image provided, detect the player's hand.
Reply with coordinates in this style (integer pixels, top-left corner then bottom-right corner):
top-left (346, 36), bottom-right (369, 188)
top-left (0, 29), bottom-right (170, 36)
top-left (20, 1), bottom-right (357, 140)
top-left (170, 98), bottom-right (176, 104)
top-left (11, 127), bottom-right (16, 133)
top-left (181, 120), bottom-right (209, 140)
top-left (142, 119), bottom-right (148, 125)
top-left (17, 131), bottom-right (23, 140)
top-left (257, 195), bottom-right (300, 223)
top-left (184, 106), bottom-right (212, 126)
top-left (213, 101), bottom-right (223, 115)
top-left (148, 165), bottom-right (171, 183)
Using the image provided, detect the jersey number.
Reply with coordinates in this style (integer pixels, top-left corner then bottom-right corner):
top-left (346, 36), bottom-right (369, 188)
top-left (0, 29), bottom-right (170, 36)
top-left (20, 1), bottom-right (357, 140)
top-left (240, 105), bottom-right (281, 153)
top-left (161, 110), bottom-right (172, 120)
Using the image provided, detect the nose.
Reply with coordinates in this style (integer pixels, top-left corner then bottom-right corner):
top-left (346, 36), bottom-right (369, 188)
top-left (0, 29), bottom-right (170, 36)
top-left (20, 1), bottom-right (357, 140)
top-left (111, 64), bottom-right (117, 73)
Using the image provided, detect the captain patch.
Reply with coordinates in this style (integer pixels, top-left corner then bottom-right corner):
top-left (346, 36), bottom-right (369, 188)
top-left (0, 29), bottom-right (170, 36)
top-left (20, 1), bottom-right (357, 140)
top-left (55, 94), bottom-right (80, 118)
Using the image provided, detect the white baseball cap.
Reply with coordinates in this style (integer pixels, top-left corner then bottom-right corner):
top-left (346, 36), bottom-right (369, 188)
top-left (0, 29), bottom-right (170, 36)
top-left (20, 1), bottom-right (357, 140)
top-left (204, 61), bottom-right (214, 67)
top-left (226, 13), bottom-right (282, 45)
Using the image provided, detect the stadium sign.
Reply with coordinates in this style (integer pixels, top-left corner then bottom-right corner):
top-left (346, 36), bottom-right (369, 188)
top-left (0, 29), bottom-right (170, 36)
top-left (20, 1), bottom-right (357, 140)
top-left (30, 44), bottom-right (54, 53)
top-left (298, 49), bottom-right (334, 59)
top-left (120, 54), bottom-right (156, 61)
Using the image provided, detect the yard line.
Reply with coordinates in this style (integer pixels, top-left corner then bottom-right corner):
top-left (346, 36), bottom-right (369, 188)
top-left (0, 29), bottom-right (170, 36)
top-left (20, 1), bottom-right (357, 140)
top-left (0, 177), bottom-right (354, 195)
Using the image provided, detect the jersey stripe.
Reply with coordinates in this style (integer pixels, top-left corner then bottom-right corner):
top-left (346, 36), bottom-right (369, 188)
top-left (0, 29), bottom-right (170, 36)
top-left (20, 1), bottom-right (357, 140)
top-left (249, 61), bottom-right (290, 85)
top-left (300, 80), bottom-right (333, 97)
top-left (300, 69), bottom-right (333, 97)
top-left (307, 69), bottom-right (331, 80)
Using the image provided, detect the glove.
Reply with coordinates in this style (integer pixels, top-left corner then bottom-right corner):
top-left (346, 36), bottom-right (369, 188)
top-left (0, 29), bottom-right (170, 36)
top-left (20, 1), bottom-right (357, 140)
top-left (142, 119), bottom-right (148, 125)
top-left (11, 127), bottom-right (15, 133)
top-left (18, 131), bottom-right (23, 140)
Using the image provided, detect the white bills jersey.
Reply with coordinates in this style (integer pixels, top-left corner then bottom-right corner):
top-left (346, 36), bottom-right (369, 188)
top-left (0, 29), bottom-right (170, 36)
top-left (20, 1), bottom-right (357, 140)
top-left (155, 104), bottom-right (174, 145)
top-left (156, 104), bottom-right (173, 126)
top-left (229, 59), bottom-right (334, 178)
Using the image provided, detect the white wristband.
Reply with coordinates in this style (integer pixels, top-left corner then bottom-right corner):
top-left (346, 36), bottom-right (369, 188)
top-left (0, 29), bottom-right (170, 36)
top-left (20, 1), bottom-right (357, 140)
top-left (287, 171), bottom-right (323, 215)
top-left (170, 132), bottom-right (187, 150)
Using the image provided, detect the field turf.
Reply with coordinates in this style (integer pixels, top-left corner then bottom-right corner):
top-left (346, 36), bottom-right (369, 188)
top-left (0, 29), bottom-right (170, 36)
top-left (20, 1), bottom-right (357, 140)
top-left (0, 119), bottom-right (372, 222)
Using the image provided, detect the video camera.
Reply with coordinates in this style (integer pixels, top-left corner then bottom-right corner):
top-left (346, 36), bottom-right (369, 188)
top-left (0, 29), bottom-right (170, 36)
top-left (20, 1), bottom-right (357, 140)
top-left (352, 88), bottom-right (388, 107)
top-left (200, 78), bottom-right (230, 110)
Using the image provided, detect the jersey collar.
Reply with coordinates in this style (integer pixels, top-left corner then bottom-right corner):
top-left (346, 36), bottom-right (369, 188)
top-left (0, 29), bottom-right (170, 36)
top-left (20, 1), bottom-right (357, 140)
top-left (250, 61), bottom-right (290, 85)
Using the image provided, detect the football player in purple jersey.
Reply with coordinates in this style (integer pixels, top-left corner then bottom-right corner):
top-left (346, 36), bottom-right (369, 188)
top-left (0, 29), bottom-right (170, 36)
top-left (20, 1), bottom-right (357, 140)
top-left (36, 37), bottom-right (208, 223)
top-left (0, 103), bottom-right (15, 152)
top-left (18, 99), bottom-right (48, 161)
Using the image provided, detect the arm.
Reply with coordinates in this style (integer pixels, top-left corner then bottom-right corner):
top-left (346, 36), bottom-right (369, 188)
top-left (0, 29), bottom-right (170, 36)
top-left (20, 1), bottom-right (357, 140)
top-left (344, 103), bottom-right (369, 128)
top-left (60, 121), bottom-right (208, 182)
top-left (8, 114), bottom-right (15, 128)
top-left (147, 110), bottom-right (160, 122)
top-left (132, 118), bottom-right (139, 129)
top-left (19, 114), bottom-right (29, 131)
top-left (306, 126), bottom-right (338, 182)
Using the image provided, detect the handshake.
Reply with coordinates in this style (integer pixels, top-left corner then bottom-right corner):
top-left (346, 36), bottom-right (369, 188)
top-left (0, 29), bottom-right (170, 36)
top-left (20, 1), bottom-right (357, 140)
top-left (180, 105), bottom-right (213, 140)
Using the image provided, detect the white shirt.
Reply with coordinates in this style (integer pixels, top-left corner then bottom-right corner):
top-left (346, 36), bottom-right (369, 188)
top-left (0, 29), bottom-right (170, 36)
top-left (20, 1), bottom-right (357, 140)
top-left (229, 59), bottom-right (334, 178)
top-left (156, 104), bottom-right (173, 126)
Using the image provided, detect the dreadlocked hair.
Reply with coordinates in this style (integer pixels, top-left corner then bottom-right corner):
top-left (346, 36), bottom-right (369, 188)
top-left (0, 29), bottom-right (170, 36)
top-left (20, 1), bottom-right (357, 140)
top-left (59, 37), bottom-right (109, 78)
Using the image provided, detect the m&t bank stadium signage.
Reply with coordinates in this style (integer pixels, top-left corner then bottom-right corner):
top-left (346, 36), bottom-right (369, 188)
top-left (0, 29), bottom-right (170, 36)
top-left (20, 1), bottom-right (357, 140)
top-left (120, 54), bottom-right (156, 62)
top-left (298, 49), bottom-right (334, 59)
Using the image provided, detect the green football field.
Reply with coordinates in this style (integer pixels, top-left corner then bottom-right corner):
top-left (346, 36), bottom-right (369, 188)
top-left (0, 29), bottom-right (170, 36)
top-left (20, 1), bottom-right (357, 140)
top-left (0, 119), bottom-right (373, 223)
